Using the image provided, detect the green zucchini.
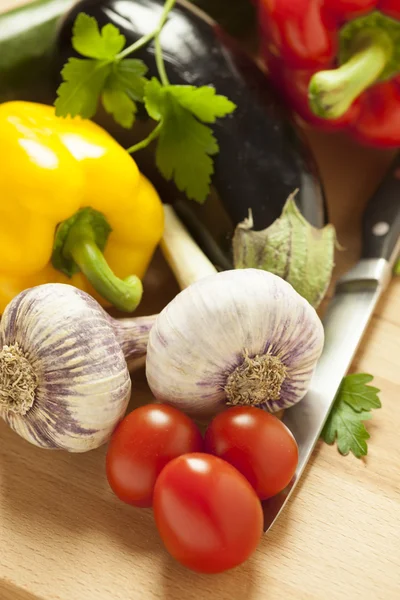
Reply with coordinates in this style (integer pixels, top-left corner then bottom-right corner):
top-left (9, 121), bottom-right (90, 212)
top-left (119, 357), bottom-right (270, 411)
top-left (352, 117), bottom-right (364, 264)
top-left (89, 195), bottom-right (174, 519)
top-left (0, 0), bottom-right (74, 102)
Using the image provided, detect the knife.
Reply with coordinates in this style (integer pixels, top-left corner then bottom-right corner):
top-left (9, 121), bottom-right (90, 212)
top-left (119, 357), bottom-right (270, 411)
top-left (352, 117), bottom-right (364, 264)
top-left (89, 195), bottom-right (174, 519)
top-left (262, 153), bottom-right (400, 532)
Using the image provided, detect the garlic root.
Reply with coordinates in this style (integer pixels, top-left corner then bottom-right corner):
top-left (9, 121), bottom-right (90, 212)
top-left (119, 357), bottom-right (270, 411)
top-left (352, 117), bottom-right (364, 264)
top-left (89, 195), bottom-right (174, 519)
top-left (225, 351), bottom-right (288, 407)
top-left (0, 343), bottom-right (38, 416)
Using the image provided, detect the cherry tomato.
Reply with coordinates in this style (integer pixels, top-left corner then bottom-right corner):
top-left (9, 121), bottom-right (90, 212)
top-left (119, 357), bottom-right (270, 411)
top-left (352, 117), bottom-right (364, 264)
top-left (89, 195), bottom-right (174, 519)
top-left (106, 404), bottom-right (203, 507)
top-left (204, 407), bottom-right (298, 500)
top-left (153, 453), bottom-right (263, 574)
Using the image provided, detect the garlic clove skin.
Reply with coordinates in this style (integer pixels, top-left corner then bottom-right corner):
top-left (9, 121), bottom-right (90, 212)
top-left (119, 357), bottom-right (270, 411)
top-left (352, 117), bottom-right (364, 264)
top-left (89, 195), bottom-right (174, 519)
top-left (146, 269), bottom-right (325, 418)
top-left (0, 284), bottom-right (131, 452)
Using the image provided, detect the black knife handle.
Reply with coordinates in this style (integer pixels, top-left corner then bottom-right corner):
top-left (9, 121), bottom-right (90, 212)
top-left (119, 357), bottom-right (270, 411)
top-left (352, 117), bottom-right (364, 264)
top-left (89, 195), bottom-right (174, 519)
top-left (362, 153), bottom-right (400, 262)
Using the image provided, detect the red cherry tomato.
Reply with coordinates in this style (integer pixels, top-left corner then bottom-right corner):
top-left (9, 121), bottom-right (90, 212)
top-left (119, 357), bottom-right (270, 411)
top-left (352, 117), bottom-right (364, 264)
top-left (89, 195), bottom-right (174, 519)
top-left (153, 453), bottom-right (263, 574)
top-left (106, 404), bottom-right (203, 507)
top-left (204, 407), bottom-right (298, 500)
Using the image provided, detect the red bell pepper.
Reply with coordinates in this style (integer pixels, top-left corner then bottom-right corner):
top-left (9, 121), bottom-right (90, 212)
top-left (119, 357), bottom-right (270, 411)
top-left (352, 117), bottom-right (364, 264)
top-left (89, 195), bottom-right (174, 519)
top-left (256, 1), bottom-right (400, 147)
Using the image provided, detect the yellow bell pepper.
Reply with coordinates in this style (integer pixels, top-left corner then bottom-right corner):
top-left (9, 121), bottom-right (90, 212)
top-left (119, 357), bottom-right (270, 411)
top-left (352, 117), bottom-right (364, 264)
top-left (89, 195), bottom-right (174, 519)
top-left (0, 101), bottom-right (164, 314)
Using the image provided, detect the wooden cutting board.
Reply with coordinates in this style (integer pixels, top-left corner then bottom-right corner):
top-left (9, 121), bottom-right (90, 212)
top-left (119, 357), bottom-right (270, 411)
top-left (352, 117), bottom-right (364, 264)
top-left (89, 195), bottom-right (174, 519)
top-left (1, 1), bottom-right (399, 599)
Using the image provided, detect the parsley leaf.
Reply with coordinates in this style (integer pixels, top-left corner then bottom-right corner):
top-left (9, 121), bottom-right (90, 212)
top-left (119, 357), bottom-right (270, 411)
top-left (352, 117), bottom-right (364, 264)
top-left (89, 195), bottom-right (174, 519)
top-left (55, 59), bottom-right (111, 119)
top-left (112, 59), bottom-right (148, 101)
top-left (102, 85), bottom-right (137, 129)
top-left (101, 61), bottom-right (148, 128)
top-left (339, 373), bottom-right (381, 412)
top-left (156, 97), bottom-right (218, 202)
top-left (55, 12), bottom-right (236, 202)
top-left (321, 402), bottom-right (372, 459)
top-left (321, 373), bottom-right (381, 458)
top-left (72, 13), bottom-right (125, 59)
top-left (142, 78), bottom-right (235, 202)
top-left (167, 85), bottom-right (237, 122)
top-left (144, 77), bottom-right (164, 120)
top-left (55, 13), bottom-right (129, 120)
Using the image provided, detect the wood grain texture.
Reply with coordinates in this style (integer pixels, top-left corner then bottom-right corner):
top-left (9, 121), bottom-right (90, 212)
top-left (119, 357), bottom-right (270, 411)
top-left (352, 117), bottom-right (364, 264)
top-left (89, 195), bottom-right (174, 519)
top-left (0, 1), bottom-right (399, 599)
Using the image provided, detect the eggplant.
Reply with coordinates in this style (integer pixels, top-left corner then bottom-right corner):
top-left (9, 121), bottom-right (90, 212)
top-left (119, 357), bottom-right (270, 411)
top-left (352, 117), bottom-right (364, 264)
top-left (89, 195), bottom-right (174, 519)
top-left (191, 0), bottom-right (257, 39)
top-left (0, 0), bottom-right (326, 266)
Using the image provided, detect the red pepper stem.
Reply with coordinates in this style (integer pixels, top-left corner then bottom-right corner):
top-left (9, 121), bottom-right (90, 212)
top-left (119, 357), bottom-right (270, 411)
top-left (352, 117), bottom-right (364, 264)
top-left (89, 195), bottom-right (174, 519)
top-left (308, 30), bottom-right (393, 120)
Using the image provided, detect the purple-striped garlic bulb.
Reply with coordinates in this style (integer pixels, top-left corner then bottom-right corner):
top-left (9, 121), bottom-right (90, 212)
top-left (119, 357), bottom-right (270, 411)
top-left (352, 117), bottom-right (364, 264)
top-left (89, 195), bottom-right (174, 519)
top-left (146, 268), bottom-right (325, 419)
top-left (0, 284), bottom-right (154, 453)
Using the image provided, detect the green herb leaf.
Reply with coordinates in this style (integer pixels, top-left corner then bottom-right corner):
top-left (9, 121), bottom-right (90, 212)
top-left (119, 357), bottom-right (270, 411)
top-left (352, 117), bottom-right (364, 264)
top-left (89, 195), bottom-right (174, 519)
top-left (100, 60), bottom-right (148, 128)
top-left (144, 77), bottom-right (165, 120)
top-left (142, 79), bottom-right (234, 202)
top-left (112, 59), bottom-right (148, 101)
top-left (55, 58), bottom-right (111, 119)
top-left (156, 98), bottom-right (218, 202)
top-left (72, 13), bottom-right (125, 59)
top-left (55, 12), bottom-right (236, 203)
top-left (167, 85), bottom-right (237, 123)
top-left (232, 191), bottom-right (337, 309)
top-left (321, 403), bottom-right (372, 459)
top-left (321, 373), bottom-right (381, 458)
top-left (55, 13), bottom-right (130, 119)
top-left (338, 373), bottom-right (381, 412)
top-left (102, 85), bottom-right (137, 129)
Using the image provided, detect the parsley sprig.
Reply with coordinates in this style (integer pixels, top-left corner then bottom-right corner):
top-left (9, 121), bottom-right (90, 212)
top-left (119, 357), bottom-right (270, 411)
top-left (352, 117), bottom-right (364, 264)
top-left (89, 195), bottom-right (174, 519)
top-left (321, 374), bottom-right (381, 458)
top-left (55, 0), bottom-right (236, 202)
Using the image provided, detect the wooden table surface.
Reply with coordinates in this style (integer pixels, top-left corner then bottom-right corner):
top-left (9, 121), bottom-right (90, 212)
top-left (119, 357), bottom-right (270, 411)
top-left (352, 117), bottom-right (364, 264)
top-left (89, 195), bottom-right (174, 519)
top-left (1, 1), bottom-right (399, 599)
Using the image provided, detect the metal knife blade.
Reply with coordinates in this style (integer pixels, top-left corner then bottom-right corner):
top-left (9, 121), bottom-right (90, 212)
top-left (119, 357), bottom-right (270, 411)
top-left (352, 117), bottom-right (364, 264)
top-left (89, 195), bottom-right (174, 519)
top-left (262, 153), bottom-right (400, 532)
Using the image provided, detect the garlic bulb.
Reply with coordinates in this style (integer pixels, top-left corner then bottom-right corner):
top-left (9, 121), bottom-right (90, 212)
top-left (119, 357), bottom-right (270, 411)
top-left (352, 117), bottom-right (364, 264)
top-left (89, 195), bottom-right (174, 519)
top-left (0, 284), bottom-right (132, 452)
top-left (146, 269), bottom-right (324, 418)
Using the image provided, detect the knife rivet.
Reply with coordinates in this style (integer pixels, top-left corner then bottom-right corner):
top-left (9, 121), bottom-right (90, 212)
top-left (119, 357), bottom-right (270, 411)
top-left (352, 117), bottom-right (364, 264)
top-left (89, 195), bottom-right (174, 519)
top-left (372, 222), bottom-right (389, 236)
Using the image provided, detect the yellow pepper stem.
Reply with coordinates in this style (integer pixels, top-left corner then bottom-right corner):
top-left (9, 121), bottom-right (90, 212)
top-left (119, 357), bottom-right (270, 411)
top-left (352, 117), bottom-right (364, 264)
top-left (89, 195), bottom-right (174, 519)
top-left (64, 221), bottom-right (143, 313)
top-left (52, 208), bottom-right (143, 313)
